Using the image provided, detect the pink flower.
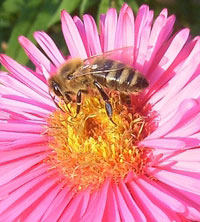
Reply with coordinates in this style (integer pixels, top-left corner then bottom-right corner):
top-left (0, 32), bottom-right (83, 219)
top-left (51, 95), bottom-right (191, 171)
top-left (1, 3), bottom-right (200, 221)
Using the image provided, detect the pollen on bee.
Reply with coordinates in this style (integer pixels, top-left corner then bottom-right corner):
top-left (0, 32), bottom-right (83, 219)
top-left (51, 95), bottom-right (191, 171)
top-left (45, 92), bottom-right (157, 192)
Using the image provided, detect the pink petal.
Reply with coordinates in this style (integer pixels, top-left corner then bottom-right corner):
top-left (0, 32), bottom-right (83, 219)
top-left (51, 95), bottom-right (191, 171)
top-left (152, 169), bottom-right (200, 195)
top-left (99, 14), bottom-right (106, 51)
top-left (18, 36), bottom-right (55, 73)
top-left (41, 186), bottom-right (72, 221)
top-left (152, 75), bottom-right (200, 127)
top-left (172, 188), bottom-right (200, 220)
top-left (102, 183), bottom-right (120, 222)
top-left (0, 164), bottom-right (47, 196)
top-left (141, 137), bottom-right (200, 150)
top-left (0, 54), bottom-right (49, 97)
top-left (0, 154), bottom-right (49, 187)
top-left (135, 10), bottom-right (153, 71)
top-left (34, 31), bottom-right (65, 67)
top-left (147, 28), bottom-right (190, 85)
top-left (115, 4), bottom-right (135, 49)
top-left (61, 11), bottom-right (87, 59)
top-left (0, 95), bottom-right (53, 117)
top-left (104, 8), bottom-right (118, 51)
top-left (113, 183), bottom-right (136, 221)
top-left (152, 39), bottom-right (200, 113)
top-left (73, 16), bottom-right (90, 56)
top-left (0, 173), bottom-right (57, 221)
top-left (79, 180), bottom-right (110, 222)
top-left (83, 14), bottom-right (102, 55)
top-left (0, 73), bottom-right (52, 105)
top-left (142, 13), bottom-right (175, 74)
top-left (128, 180), bottom-right (172, 222)
top-left (0, 136), bottom-right (47, 151)
top-left (138, 176), bottom-right (186, 213)
top-left (134, 5), bottom-right (150, 63)
top-left (0, 146), bottom-right (47, 163)
top-left (0, 131), bottom-right (44, 142)
top-left (167, 114), bottom-right (200, 137)
top-left (119, 181), bottom-right (147, 221)
top-left (146, 99), bottom-right (200, 139)
top-left (59, 189), bottom-right (90, 222)
top-left (22, 182), bottom-right (64, 221)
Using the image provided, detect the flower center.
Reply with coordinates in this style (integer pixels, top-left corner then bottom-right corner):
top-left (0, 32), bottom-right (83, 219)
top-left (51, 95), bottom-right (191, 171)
top-left (46, 92), bottom-right (156, 191)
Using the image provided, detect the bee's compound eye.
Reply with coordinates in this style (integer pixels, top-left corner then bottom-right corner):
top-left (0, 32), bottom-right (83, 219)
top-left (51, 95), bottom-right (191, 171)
top-left (53, 82), bottom-right (62, 97)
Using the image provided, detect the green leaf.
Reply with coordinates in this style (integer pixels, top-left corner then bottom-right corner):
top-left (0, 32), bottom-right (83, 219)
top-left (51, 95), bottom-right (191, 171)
top-left (97, 0), bottom-right (109, 26)
top-left (125, 0), bottom-right (139, 13)
top-left (98, 0), bottom-right (109, 16)
top-left (5, 0), bottom-right (61, 65)
top-left (79, 0), bottom-right (88, 15)
top-left (79, 0), bottom-right (100, 15)
top-left (2, 0), bottom-right (24, 14)
top-left (47, 0), bottom-right (81, 28)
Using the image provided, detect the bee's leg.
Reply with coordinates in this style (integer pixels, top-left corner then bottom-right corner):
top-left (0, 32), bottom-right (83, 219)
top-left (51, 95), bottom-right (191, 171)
top-left (49, 91), bottom-right (65, 112)
top-left (76, 90), bottom-right (82, 115)
top-left (63, 92), bottom-right (73, 113)
top-left (93, 81), bottom-right (117, 126)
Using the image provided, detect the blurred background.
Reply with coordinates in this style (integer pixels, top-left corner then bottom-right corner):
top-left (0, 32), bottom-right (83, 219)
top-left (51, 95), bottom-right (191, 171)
top-left (0, 0), bottom-right (200, 67)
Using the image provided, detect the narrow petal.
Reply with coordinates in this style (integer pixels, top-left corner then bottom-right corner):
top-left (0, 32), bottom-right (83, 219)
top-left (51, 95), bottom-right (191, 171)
top-left (141, 137), bottom-right (200, 150)
top-left (18, 36), bottom-right (55, 73)
top-left (34, 31), bottom-right (65, 67)
top-left (128, 180), bottom-right (173, 222)
top-left (61, 11), bottom-right (87, 59)
top-left (115, 4), bottom-right (135, 49)
top-left (135, 10), bottom-right (153, 71)
top-left (113, 183), bottom-right (136, 222)
top-left (0, 174), bottom-right (57, 221)
top-left (119, 181), bottom-right (147, 221)
top-left (99, 14), bottom-right (106, 51)
top-left (146, 99), bottom-right (200, 139)
top-left (0, 73), bottom-right (52, 105)
top-left (138, 176), bottom-right (186, 213)
top-left (104, 8), bottom-right (118, 51)
top-left (134, 5), bottom-right (150, 63)
top-left (0, 154), bottom-right (48, 187)
top-left (83, 14), bottom-right (102, 55)
top-left (59, 189), bottom-right (90, 222)
top-left (147, 28), bottom-right (190, 85)
top-left (22, 183), bottom-right (64, 221)
top-left (79, 180), bottom-right (110, 222)
top-left (41, 186), bottom-right (72, 221)
top-left (73, 16), bottom-right (90, 56)
top-left (142, 13), bottom-right (175, 74)
top-left (102, 183), bottom-right (120, 222)
top-left (0, 54), bottom-right (49, 97)
top-left (0, 146), bottom-right (47, 163)
top-left (152, 169), bottom-right (200, 195)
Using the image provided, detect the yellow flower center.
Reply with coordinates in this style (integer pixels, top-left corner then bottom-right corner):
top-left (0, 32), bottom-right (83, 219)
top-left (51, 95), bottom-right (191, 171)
top-left (45, 92), bottom-right (155, 191)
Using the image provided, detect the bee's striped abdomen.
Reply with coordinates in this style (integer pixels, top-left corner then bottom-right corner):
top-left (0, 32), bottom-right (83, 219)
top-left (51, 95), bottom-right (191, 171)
top-left (92, 59), bottom-right (148, 93)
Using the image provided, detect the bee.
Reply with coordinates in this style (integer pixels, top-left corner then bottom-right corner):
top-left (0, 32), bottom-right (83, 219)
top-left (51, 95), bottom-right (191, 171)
top-left (48, 47), bottom-right (149, 124)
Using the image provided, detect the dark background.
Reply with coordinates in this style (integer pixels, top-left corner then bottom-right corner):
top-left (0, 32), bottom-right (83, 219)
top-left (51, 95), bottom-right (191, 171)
top-left (0, 0), bottom-right (200, 67)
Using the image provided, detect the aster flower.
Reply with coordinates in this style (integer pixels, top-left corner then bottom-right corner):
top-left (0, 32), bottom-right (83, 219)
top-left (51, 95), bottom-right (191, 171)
top-left (1, 3), bottom-right (200, 222)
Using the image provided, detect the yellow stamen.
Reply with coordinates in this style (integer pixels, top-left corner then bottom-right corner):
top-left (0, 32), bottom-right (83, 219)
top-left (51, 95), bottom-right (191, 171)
top-left (45, 93), bottom-right (154, 191)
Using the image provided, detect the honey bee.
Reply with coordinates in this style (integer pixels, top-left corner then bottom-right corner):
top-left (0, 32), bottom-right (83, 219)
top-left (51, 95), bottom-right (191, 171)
top-left (48, 47), bottom-right (149, 124)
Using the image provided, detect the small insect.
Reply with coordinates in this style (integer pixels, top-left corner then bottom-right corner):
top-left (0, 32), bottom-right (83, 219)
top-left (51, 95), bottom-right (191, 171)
top-left (48, 47), bottom-right (149, 124)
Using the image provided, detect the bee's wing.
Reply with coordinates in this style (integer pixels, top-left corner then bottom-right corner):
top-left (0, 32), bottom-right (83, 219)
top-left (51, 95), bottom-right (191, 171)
top-left (84, 46), bottom-right (134, 66)
top-left (71, 47), bottom-right (134, 79)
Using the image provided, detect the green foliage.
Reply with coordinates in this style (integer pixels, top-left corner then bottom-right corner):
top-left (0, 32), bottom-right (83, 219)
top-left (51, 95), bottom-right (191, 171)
top-left (0, 0), bottom-right (82, 65)
top-left (0, 0), bottom-right (200, 67)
